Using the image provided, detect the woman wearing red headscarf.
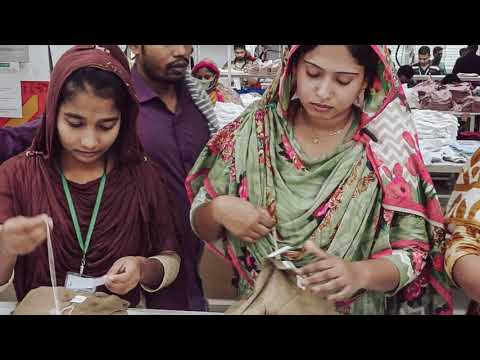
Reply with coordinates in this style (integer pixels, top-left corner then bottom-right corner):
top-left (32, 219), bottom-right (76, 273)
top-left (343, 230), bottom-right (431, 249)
top-left (0, 45), bottom-right (189, 310)
top-left (192, 58), bottom-right (243, 106)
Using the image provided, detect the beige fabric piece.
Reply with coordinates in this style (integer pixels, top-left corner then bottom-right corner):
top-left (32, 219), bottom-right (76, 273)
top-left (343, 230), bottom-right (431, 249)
top-left (140, 253), bottom-right (180, 293)
top-left (13, 287), bottom-right (129, 315)
top-left (0, 270), bottom-right (14, 293)
top-left (226, 262), bottom-right (338, 315)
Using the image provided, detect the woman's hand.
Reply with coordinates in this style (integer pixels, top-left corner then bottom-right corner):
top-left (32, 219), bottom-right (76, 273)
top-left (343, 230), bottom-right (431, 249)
top-left (105, 256), bottom-right (145, 295)
top-left (212, 196), bottom-right (276, 243)
top-left (0, 214), bottom-right (52, 256)
top-left (296, 241), bottom-right (368, 302)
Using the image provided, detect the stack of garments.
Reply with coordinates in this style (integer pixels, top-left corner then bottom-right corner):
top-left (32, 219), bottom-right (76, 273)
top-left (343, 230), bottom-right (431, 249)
top-left (449, 83), bottom-right (477, 112)
top-left (402, 84), bottom-right (421, 109)
top-left (414, 80), bottom-right (480, 113)
top-left (239, 93), bottom-right (262, 108)
top-left (214, 102), bottom-right (245, 129)
top-left (412, 79), bottom-right (436, 109)
top-left (449, 83), bottom-right (472, 103)
top-left (246, 59), bottom-right (282, 76)
top-left (414, 78), bottom-right (437, 96)
top-left (420, 88), bottom-right (453, 111)
top-left (458, 132), bottom-right (480, 141)
top-left (412, 109), bottom-right (460, 164)
top-left (473, 97), bottom-right (480, 113)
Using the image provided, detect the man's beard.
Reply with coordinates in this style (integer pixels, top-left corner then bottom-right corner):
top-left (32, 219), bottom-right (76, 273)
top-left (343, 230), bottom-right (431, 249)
top-left (142, 58), bottom-right (187, 84)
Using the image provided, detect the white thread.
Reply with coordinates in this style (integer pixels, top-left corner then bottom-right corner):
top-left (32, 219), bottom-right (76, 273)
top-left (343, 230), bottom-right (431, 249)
top-left (45, 218), bottom-right (60, 315)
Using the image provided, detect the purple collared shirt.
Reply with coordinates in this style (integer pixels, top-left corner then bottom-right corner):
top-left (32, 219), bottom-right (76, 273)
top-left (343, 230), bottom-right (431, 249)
top-left (131, 66), bottom-right (211, 311)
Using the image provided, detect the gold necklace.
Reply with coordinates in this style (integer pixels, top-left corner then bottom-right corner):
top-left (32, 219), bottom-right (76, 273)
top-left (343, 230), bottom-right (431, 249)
top-left (300, 108), bottom-right (352, 144)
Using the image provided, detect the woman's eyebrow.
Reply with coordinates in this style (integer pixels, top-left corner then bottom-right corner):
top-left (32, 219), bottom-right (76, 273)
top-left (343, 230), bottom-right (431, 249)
top-left (98, 116), bottom-right (120, 123)
top-left (304, 59), bottom-right (360, 75)
top-left (64, 112), bottom-right (86, 120)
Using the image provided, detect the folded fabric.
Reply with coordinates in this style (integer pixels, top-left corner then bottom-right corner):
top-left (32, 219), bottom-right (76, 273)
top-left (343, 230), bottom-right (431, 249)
top-left (239, 93), bottom-right (262, 108)
top-left (472, 97), bottom-right (480, 113)
top-left (226, 263), bottom-right (337, 315)
top-left (428, 89), bottom-right (453, 111)
top-left (214, 102), bottom-right (246, 129)
top-left (448, 83), bottom-right (473, 104)
top-left (421, 151), bottom-right (439, 165)
top-left (449, 140), bottom-right (480, 157)
top-left (452, 96), bottom-right (475, 112)
top-left (419, 139), bottom-right (454, 151)
top-left (412, 110), bottom-right (459, 142)
top-left (13, 286), bottom-right (129, 315)
top-left (413, 78), bottom-right (437, 94)
top-left (402, 84), bottom-right (421, 109)
top-left (441, 147), bottom-right (467, 163)
top-left (458, 131), bottom-right (480, 141)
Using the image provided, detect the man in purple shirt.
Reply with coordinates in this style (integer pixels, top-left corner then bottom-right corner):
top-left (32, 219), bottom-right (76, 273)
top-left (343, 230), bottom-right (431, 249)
top-left (128, 45), bottom-right (219, 311)
top-left (0, 45), bottom-right (219, 311)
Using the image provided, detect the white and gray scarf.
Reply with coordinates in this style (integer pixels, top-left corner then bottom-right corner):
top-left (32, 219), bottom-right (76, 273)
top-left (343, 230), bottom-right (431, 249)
top-left (185, 73), bottom-right (220, 136)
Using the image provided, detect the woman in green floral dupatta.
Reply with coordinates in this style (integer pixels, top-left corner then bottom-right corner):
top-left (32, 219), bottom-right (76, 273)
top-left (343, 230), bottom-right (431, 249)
top-left (186, 45), bottom-right (453, 315)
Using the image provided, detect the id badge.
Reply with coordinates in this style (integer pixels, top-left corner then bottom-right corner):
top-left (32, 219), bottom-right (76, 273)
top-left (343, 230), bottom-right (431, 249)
top-left (65, 272), bottom-right (106, 293)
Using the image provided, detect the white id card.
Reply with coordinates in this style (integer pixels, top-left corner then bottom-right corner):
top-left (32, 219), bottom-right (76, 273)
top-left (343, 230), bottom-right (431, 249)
top-left (65, 272), bottom-right (106, 293)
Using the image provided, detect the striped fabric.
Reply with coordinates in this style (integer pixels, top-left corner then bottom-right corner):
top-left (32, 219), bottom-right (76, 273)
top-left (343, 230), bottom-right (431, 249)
top-left (185, 73), bottom-right (220, 136)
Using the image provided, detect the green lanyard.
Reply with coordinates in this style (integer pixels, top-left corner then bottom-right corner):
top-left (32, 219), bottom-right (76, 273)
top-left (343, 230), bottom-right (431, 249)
top-left (59, 164), bottom-right (107, 275)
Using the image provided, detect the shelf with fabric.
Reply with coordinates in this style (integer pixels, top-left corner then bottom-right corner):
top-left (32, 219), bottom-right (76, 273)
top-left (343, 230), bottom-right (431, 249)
top-left (413, 75), bottom-right (480, 82)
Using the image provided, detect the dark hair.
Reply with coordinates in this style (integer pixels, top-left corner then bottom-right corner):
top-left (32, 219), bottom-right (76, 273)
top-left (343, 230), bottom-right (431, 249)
top-left (418, 46), bottom-right (431, 56)
top-left (433, 46), bottom-right (443, 56)
top-left (467, 45), bottom-right (478, 53)
top-left (234, 45), bottom-right (246, 51)
top-left (59, 67), bottom-right (130, 114)
top-left (460, 48), bottom-right (468, 56)
top-left (397, 65), bottom-right (414, 80)
top-left (431, 47), bottom-right (443, 66)
top-left (292, 45), bottom-right (379, 96)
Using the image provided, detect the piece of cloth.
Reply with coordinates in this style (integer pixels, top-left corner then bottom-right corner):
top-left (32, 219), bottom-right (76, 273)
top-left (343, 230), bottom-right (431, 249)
top-left (420, 88), bottom-right (453, 111)
top-left (142, 253), bottom-right (181, 292)
top-left (473, 97), bottom-right (480, 113)
top-left (131, 65), bottom-right (218, 311)
top-left (239, 93), bottom-right (262, 108)
top-left (441, 147), bottom-right (467, 163)
top-left (402, 84), bottom-right (421, 109)
top-left (412, 109), bottom-right (459, 164)
top-left (186, 45), bottom-right (453, 315)
top-left (214, 102), bottom-right (245, 129)
top-left (449, 140), bottom-right (480, 158)
top-left (412, 110), bottom-right (458, 141)
top-left (449, 83), bottom-right (473, 104)
top-left (226, 262), bottom-right (337, 315)
top-left (0, 269), bottom-right (14, 293)
top-left (445, 149), bottom-right (480, 314)
top-left (414, 81), bottom-right (476, 113)
top-left (0, 45), bottom-right (187, 309)
top-left (13, 287), bottom-right (129, 315)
